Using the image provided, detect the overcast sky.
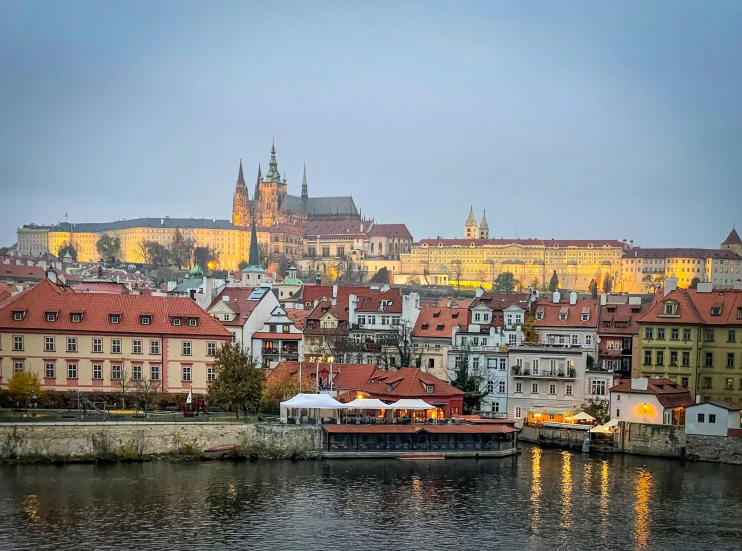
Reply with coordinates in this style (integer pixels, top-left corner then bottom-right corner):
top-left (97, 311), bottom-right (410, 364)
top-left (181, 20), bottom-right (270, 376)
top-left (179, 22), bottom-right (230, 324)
top-left (1, 1), bottom-right (740, 248)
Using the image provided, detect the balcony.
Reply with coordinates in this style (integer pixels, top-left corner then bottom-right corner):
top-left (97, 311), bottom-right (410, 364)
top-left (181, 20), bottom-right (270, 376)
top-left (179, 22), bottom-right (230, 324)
top-left (511, 366), bottom-right (577, 379)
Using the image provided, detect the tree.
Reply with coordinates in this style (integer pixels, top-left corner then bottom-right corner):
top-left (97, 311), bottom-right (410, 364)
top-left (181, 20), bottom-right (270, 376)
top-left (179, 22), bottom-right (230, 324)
top-left (208, 343), bottom-right (265, 418)
top-left (450, 340), bottom-right (488, 414)
top-left (475, 269), bottom-right (488, 288)
top-left (133, 240), bottom-right (150, 264)
top-left (137, 241), bottom-right (172, 267)
top-left (582, 398), bottom-right (610, 424)
top-left (261, 368), bottom-right (315, 414)
top-left (308, 326), bottom-right (362, 364)
top-left (548, 270), bottom-right (560, 292)
top-left (378, 321), bottom-right (425, 370)
top-left (602, 272), bottom-right (613, 295)
top-left (690, 277), bottom-right (700, 289)
top-left (406, 275), bottom-right (421, 285)
top-left (57, 241), bottom-right (78, 261)
top-left (112, 366), bottom-right (133, 409)
top-left (528, 277), bottom-right (541, 292)
top-left (521, 313), bottom-right (540, 344)
top-left (8, 370), bottom-right (43, 409)
top-left (588, 278), bottom-right (598, 300)
top-left (96, 234), bottom-right (121, 264)
top-left (170, 228), bottom-right (195, 269)
top-left (194, 246), bottom-right (220, 270)
top-left (370, 267), bottom-right (390, 284)
top-left (493, 272), bottom-right (517, 293)
top-left (449, 260), bottom-right (463, 294)
top-left (238, 260), bottom-right (249, 271)
top-left (133, 377), bottom-right (161, 414)
top-left (152, 266), bottom-right (177, 287)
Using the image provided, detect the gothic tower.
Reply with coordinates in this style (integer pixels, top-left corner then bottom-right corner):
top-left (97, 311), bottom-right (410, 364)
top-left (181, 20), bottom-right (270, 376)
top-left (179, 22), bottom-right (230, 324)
top-left (479, 210), bottom-right (489, 239)
top-left (231, 160), bottom-right (249, 227)
top-left (258, 140), bottom-right (286, 227)
top-left (465, 206), bottom-right (478, 239)
top-left (721, 227), bottom-right (742, 256)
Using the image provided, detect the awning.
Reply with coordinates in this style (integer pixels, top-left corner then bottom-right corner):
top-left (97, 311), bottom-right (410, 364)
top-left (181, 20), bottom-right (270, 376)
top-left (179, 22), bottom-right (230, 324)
top-left (344, 398), bottom-right (390, 410)
top-left (529, 407), bottom-right (580, 416)
top-left (590, 425), bottom-right (611, 433)
top-left (389, 399), bottom-right (435, 410)
top-left (603, 418), bottom-right (619, 428)
top-left (280, 393), bottom-right (348, 409)
top-left (572, 411), bottom-right (595, 422)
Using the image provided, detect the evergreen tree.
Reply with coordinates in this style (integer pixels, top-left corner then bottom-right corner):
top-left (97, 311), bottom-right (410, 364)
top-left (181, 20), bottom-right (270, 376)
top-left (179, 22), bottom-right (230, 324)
top-left (208, 343), bottom-right (264, 418)
top-left (548, 270), bottom-right (560, 292)
top-left (588, 278), bottom-right (598, 299)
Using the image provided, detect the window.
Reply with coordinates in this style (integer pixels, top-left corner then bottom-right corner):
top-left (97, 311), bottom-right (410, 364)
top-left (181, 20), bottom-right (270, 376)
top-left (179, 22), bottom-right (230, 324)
top-left (549, 383), bottom-right (556, 395)
top-left (111, 365), bottom-right (122, 379)
top-left (671, 328), bottom-right (679, 341)
top-left (711, 307), bottom-right (722, 316)
top-left (133, 365), bottom-right (142, 380)
top-left (726, 378), bottom-right (734, 390)
top-left (616, 394), bottom-right (620, 401)
top-left (182, 366), bottom-right (192, 382)
top-left (474, 313), bottom-right (481, 322)
top-left (67, 364), bottom-right (77, 379)
top-left (150, 340), bottom-right (160, 355)
top-left (656, 350), bottom-right (664, 366)
top-left (13, 336), bottom-right (24, 351)
top-left (657, 328), bottom-right (665, 340)
top-left (669, 351), bottom-right (678, 366)
top-left (559, 312), bottom-right (567, 321)
top-left (663, 303), bottom-right (676, 315)
top-left (705, 329), bottom-right (715, 342)
top-left (681, 377), bottom-right (689, 388)
top-left (585, 335), bottom-right (593, 347)
top-left (705, 352), bottom-right (713, 367)
top-left (140, 316), bottom-right (151, 325)
top-left (13, 361), bottom-right (24, 373)
top-left (182, 341), bottom-right (192, 356)
top-left (681, 351), bottom-right (690, 367)
top-left (71, 313), bottom-right (82, 323)
top-left (515, 382), bottom-right (522, 393)
top-left (13, 312), bottom-right (24, 321)
top-left (581, 312), bottom-right (589, 322)
top-left (282, 325), bottom-right (290, 333)
top-left (499, 381), bottom-right (505, 393)
top-left (67, 337), bottom-right (77, 352)
top-left (481, 337), bottom-right (488, 346)
top-left (110, 315), bottom-right (120, 324)
top-left (515, 407), bottom-right (522, 418)
top-left (188, 318), bottom-right (198, 327)
top-left (729, 330), bottom-right (736, 343)
top-left (709, 414), bottom-right (717, 423)
top-left (207, 342), bottom-right (217, 356)
top-left (428, 358), bottom-right (435, 369)
top-left (93, 364), bottom-right (102, 380)
top-left (592, 380), bottom-right (606, 395)
top-left (566, 384), bottom-right (573, 396)
top-left (697, 413), bottom-right (705, 423)
top-left (322, 247), bottom-right (330, 257)
top-left (509, 333), bottom-right (517, 345)
top-left (616, 409), bottom-right (620, 418)
top-left (472, 357), bottom-right (479, 369)
top-left (151, 365), bottom-right (160, 381)
top-left (45, 363), bottom-right (55, 379)
top-left (44, 336), bottom-right (55, 352)
top-left (46, 313), bottom-right (56, 322)
top-left (93, 338), bottom-right (102, 353)
top-left (208, 367), bottom-right (216, 383)
top-left (571, 335), bottom-right (578, 345)
top-left (499, 358), bottom-right (506, 370)
top-left (531, 383), bottom-right (539, 394)
top-left (644, 350), bottom-right (652, 365)
top-left (703, 377), bottom-right (712, 389)
top-left (231, 333), bottom-right (237, 343)
top-left (172, 317), bottom-right (182, 326)
top-left (112, 339), bottom-right (121, 354)
top-left (645, 328), bottom-right (654, 340)
top-left (683, 328), bottom-right (691, 341)
top-left (487, 381), bottom-right (495, 393)
top-left (533, 359), bottom-right (539, 375)
top-left (132, 340), bottom-right (142, 354)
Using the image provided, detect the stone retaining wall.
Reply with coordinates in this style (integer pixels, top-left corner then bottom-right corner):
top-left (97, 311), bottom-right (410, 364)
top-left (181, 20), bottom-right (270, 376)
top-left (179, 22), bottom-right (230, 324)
top-left (685, 433), bottom-right (742, 465)
top-left (620, 422), bottom-right (685, 458)
top-left (0, 422), bottom-right (323, 461)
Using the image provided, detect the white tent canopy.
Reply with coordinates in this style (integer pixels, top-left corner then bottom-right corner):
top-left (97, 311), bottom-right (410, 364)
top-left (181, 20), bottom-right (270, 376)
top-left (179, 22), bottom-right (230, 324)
top-left (344, 398), bottom-right (390, 410)
top-left (603, 418), bottom-right (619, 428)
top-left (590, 424), bottom-right (611, 433)
top-left (280, 393), bottom-right (348, 409)
top-left (573, 411), bottom-right (595, 422)
top-left (389, 399), bottom-right (435, 410)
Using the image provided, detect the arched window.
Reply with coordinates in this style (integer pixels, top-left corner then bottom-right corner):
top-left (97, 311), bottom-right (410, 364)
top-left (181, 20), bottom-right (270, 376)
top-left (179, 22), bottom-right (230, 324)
top-left (371, 243), bottom-right (374, 253)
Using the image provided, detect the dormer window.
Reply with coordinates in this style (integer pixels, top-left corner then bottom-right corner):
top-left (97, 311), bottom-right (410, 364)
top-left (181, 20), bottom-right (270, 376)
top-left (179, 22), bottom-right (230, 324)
top-left (436, 324), bottom-right (445, 330)
top-left (140, 315), bottom-right (152, 325)
top-left (711, 306), bottom-right (722, 316)
top-left (188, 318), bottom-right (198, 327)
top-left (662, 302), bottom-right (678, 316)
top-left (425, 384), bottom-right (434, 393)
top-left (109, 314), bottom-right (120, 324)
top-left (12, 311), bottom-right (25, 321)
top-left (421, 323), bottom-right (430, 330)
top-left (738, 307), bottom-right (742, 320)
top-left (45, 312), bottom-right (57, 322)
top-left (172, 317), bottom-right (182, 326)
top-left (451, 313), bottom-right (459, 319)
top-left (432, 311), bottom-right (440, 318)
top-left (581, 313), bottom-right (590, 322)
top-left (536, 312), bottom-right (544, 320)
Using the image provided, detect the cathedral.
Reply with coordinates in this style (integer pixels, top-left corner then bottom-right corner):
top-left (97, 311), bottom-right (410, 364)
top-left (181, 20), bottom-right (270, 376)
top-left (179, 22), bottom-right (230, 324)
top-left (231, 141), bottom-right (360, 228)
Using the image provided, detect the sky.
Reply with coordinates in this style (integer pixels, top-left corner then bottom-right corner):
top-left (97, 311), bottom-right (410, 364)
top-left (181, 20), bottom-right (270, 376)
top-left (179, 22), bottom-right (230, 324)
top-left (1, 0), bottom-right (740, 248)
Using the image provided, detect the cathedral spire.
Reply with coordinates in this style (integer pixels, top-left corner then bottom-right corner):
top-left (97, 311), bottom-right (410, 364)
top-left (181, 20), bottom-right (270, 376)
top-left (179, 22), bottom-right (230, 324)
top-left (237, 159), bottom-right (245, 185)
top-left (248, 215), bottom-right (261, 268)
top-left (265, 139), bottom-right (281, 182)
top-left (254, 164), bottom-right (262, 199)
top-left (301, 161), bottom-right (308, 200)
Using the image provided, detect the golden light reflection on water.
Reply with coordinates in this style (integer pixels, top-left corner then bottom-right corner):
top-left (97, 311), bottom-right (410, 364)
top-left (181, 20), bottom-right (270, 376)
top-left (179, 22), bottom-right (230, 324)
top-left (411, 475), bottom-right (422, 492)
top-left (227, 484), bottom-right (237, 499)
top-left (560, 451), bottom-right (572, 529)
top-left (635, 469), bottom-right (653, 550)
top-left (23, 495), bottom-right (39, 522)
top-left (600, 461), bottom-right (609, 535)
top-left (530, 447), bottom-right (542, 534)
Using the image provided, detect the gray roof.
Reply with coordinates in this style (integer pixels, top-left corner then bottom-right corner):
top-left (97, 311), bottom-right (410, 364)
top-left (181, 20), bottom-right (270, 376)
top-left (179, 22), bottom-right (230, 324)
top-left (279, 194), bottom-right (358, 216)
top-left (169, 277), bottom-right (204, 294)
top-left (50, 218), bottom-right (237, 232)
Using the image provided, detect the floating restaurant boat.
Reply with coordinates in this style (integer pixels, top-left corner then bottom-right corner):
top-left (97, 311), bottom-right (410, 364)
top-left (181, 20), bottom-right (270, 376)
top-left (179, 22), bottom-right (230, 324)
top-left (397, 454), bottom-right (445, 461)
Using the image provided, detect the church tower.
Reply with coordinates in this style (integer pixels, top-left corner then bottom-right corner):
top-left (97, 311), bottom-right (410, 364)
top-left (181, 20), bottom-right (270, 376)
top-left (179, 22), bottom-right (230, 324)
top-left (465, 206), bottom-right (478, 239)
top-left (721, 227), bottom-right (742, 256)
top-left (258, 140), bottom-right (286, 227)
top-left (479, 210), bottom-right (489, 239)
top-left (231, 160), bottom-right (249, 227)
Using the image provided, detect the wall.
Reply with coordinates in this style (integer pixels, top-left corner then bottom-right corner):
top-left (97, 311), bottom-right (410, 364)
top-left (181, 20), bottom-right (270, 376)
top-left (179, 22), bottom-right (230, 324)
top-left (0, 422), bottom-right (322, 461)
top-left (685, 404), bottom-right (731, 436)
top-left (686, 433), bottom-right (742, 465)
top-left (519, 425), bottom-right (586, 450)
top-left (610, 393), bottom-right (664, 425)
top-left (620, 421), bottom-right (685, 458)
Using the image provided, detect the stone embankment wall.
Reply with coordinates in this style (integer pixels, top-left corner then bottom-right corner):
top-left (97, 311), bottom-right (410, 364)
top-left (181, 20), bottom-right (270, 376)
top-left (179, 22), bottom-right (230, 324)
top-left (685, 434), bottom-right (742, 465)
top-left (620, 422), bottom-right (686, 458)
top-left (0, 422), bottom-right (323, 462)
top-left (519, 425), bottom-right (587, 450)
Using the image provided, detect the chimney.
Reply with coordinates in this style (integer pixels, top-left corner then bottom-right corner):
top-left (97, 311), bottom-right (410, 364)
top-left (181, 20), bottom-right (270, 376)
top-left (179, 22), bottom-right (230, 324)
top-left (314, 299), bottom-right (319, 308)
top-left (348, 294), bottom-right (357, 323)
top-left (331, 297), bottom-right (337, 306)
top-left (600, 293), bottom-right (607, 306)
top-left (475, 286), bottom-right (484, 298)
top-left (204, 273), bottom-right (214, 299)
top-left (332, 284), bottom-right (338, 299)
top-left (664, 277), bottom-right (679, 297)
top-left (552, 291), bottom-right (561, 304)
top-left (360, 223), bottom-right (364, 232)
top-left (569, 291), bottom-right (577, 306)
top-left (696, 282), bottom-right (713, 293)
top-left (45, 268), bottom-right (58, 284)
top-left (167, 280), bottom-right (177, 292)
top-left (629, 240), bottom-right (634, 249)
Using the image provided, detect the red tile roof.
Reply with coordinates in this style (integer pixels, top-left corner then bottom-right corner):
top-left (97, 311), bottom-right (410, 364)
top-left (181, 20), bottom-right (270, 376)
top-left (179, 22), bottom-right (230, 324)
top-left (71, 282), bottom-right (130, 294)
top-left (286, 308), bottom-right (311, 330)
top-left (532, 298), bottom-right (599, 329)
top-left (470, 293), bottom-right (530, 311)
top-left (301, 285), bottom-right (381, 306)
top-left (624, 248), bottom-right (742, 260)
top-left (207, 287), bottom-right (262, 327)
top-left (722, 228), bottom-right (742, 246)
top-left (416, 238), bottom-right (625, 248)
top-left (303, 220), bottom-right (369, 238)
top-left (354, 288), bottom-right (403, 314)
top-left (599, 302), bottom-right (651, 335)
top-left (268, 223), bottom-right (305, 235)
top-left (0, 264), bottom-right (76, 283)
top-left (609, 377), bottom-right (694, 409)
top-left (362, 368), bottom-right (463, 399)
top-left (0, 279), bottom-right (230, 338)
top-left (413, 306), bottom-right (467, 338)
top-left (368, 223), bottom-right (412, 239)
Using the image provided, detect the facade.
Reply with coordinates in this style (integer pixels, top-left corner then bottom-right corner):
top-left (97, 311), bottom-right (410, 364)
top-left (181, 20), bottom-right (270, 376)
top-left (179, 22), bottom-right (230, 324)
top-left (597, 295), bottom-right (649, 379)
top-left (507, 346), bottom-right (589, 421)
top-left (206, 286), bottom-right (279, 353)
top-left (609, 377), bottom-right (693, 425)
top-left (0, 279), bottom-right (230, 395)
top-left (532, 292), bottom-right (599, 356)
top-left (637, 282), bottom-right (742, 404)
top-left (412, 304), bottom-right (468, 381)
top-left (685, 402), bottom-right (742, 436)
top-left (250, 305), bottom-right (303, 368)
top-left (15, 225), bottom-right (51, 257)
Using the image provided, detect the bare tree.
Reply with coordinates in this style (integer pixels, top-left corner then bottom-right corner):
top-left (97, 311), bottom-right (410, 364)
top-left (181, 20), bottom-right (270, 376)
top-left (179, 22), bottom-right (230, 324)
top-left (112, 365), bottom-right (133, 409)
top-left (377, 321), bottom-right (426, 370)
top-left (133, 377), bottom-right (161, 414)
top-left (449, 260), bottom-right (463, 294)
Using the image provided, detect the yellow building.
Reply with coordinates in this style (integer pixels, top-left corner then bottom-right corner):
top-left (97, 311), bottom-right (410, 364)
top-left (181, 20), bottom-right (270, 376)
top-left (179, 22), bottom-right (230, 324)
top-left (0, 279), bottom-right (231, 396)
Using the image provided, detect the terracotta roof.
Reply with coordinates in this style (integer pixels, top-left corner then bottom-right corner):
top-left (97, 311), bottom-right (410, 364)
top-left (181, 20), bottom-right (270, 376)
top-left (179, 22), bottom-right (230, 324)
top-left (470, 293), bottom-right (530, 311)
top-left (367, 224), bottom-right (412, 239)
top-left (207, 287), bottom-right (262, 327)
top-left (274, 362), bottom-right (378, 391)
top-left (354, 288), bottom-right (403, 314)
top-left (303, 220), bottom-right (368, 238)
top-left (599, 302), bottom-right (651, 335)
top-left (71, 282), bottom-right (130, 294)
top-left (416, 238), bottom-right (624, 248)
top-left (624, 248), bottom-right (742, 260)
top-left (532, 298), bottom-right (598, 328)
top-left (363, 368), bottom-right (463, 398)
top-left (722, 228), bottom-right (742, 246)
top-left (636, 288), bottom-right (742, 326)
top-left (268, 223), bottom-right (305, 235)
top-left (413, 306), bottom-right (467, 338)
top-left (301, 285), bottom-right (380, 306)
top-left (0, 279), bottom-right (230, 338)
top-left (0, 265), bottom-right (75, 283)
top-left (304, 299), bottom-right (350, 335)
top-left (286, 308), bottom-right (311, 330)
top-left (609, 377), bottom-right (694, 409)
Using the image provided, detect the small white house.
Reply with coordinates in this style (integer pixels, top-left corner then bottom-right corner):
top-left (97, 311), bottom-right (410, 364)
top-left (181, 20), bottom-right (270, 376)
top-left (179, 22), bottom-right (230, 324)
top-left (609, 377), bottom-right (693, 425)
top-left (685, 402), bottom-right (742, 436)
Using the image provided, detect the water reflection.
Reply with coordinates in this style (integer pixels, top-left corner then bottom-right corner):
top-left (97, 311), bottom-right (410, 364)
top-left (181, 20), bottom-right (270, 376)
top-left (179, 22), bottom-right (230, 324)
top-left (23, 495), bottom-right (39, 523)
top-left (530, 447), bottom-right (542, 535)
top-left (560, 451), bottom-right (572, 529)
top-left (635, 469), bottom-right (653, 550)
top-left (600, 461), bottom-right (609, 537)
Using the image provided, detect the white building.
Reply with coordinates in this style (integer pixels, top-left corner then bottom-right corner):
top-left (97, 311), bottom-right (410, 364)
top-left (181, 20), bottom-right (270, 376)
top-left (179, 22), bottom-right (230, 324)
top-left (250, 305), bottom-right (304, 368)
top-left (532, 292), bottom-right (599, 357)
top-left (507, 346), bottom-right (589, 421)
top-left (584, 369), bottom-right (615, 404)
top-left (685, 402), bottom-right (742, 436)
top-left (608, 377), bottom-right (693, 425)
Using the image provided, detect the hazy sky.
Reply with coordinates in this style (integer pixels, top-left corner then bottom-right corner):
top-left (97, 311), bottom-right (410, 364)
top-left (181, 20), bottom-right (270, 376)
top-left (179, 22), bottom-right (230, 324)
top-left (1, 0), bottom-right (740, 248)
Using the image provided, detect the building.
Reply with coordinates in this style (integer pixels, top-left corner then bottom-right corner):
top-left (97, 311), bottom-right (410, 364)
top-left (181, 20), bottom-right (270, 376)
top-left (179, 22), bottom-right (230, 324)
top-left (685, 402), bottom-right (742, 436)
top-left (206, 286), bottom-right (279, 353)
top-left (532, 292), bottom-right (598, 355)
top-left (232, 142), bottom-right (359, 228)
top-left (637, 281), bottom-right (742, 403)
top-left (507, 346), bottom-right (589, 421)
top-left (412, 304), bottom-right (468, 381)
top-left (721, 228), bottom-right (742, 256)
top-left (0, 278), bottom-right (230, 395)
top-left (609, 377), bottom-right (693, 425)
top-left (598, 295), bottom-right (650, 379)
top-left (15, 225), bottom-right (52, 257)
top-left (250, 305), bottom-right (304, 368)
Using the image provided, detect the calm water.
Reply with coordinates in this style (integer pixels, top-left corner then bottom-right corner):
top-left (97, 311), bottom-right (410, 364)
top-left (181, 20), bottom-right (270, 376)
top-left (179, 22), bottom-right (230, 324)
top-left (1, 446), bottom-right (741, 551)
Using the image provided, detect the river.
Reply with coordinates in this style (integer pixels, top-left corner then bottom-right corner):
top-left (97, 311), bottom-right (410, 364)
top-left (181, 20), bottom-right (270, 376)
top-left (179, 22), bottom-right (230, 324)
top-left (1, 446), bottom-right (741, 551)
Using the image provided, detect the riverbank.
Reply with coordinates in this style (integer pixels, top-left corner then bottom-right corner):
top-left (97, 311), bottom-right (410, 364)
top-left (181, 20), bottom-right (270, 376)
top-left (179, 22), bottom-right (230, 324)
top-left (0, 422), bottom-right (322, 463)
